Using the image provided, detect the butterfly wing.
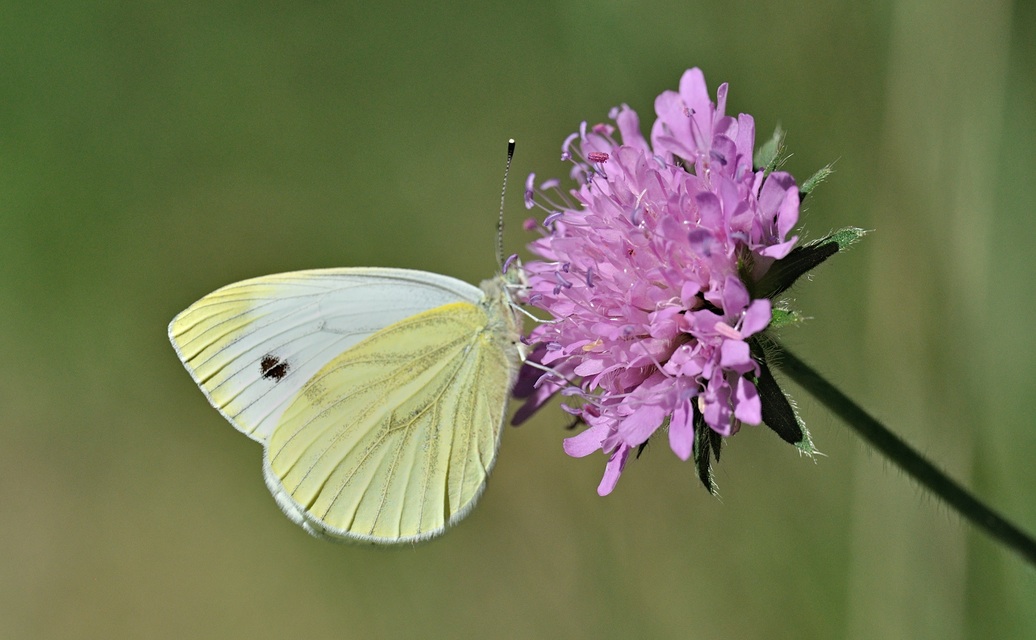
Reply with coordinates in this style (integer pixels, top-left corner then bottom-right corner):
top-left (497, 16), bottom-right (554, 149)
top-left (264, 296), bottom-right (520, 543)
top-left (169, 268), bottom-right (522, 543)
top-left (169, 268), bottom-right (483, 443)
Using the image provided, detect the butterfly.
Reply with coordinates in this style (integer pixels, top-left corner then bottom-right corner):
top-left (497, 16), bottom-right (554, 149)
top-left (169, 267), bottom-right (525, 544)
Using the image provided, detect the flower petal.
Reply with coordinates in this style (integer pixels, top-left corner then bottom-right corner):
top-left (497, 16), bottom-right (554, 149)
top-left (563, 423), bottom-right (609, 458)
top-left (722, 276), bottom-right (749, 317)
top-left (734, 377), bottom-right (761, 424)
top-left (740, 299), bottom-right (772, 337)
top-left (618, 403), bottom-right (668, 446)
top-left (720, 339), bottom-right (751, 368)
top-left (597, 444), bottom-right (631, 496)
top-left (669, 400), bottom-right (695, 461)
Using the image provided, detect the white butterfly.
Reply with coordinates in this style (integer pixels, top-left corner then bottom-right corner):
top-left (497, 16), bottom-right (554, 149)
top-left (169, 267), bottom-right (524, 544)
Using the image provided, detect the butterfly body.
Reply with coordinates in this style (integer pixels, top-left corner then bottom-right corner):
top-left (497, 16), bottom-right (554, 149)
top-left (169, 268), bottom-right (523, 544)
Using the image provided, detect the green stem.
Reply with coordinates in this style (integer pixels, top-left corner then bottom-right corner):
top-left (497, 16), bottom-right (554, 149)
top-left (770, 341), bottom-right (1036, 568)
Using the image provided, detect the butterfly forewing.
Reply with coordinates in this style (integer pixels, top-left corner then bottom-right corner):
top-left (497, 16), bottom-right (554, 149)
top-left (265, 299), bottom-right (515, 543)
top-left (168, 268), bottom-right (483, 443)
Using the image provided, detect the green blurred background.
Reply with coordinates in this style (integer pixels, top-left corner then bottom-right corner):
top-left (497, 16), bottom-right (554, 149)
top-left (2, 0), bottom-right (1034, 637)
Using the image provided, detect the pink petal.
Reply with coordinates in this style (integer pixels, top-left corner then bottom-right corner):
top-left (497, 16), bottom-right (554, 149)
top-left (696, 191), bottom-right (722, 228)
top-left (733, 114), bottom-right (755, 177)
top-left (563, 423), bottom-right (608, 457)
top-left (740, 299), bottom-right (772, 337)
top-left (777, 184), bottom-right (800, 238)
top-left (702, 378), bottom-right (733, 435)
top-left (758, 236), bottom-right (798, 259)
top-left (597, 444), bottom-right (631, 496)
top-left (734, 377), bottom-right (761, 424)
top-left (669, 400), bottom-right (694, 461)
top-left (615, 105), bottom-right (649, 152)
top-left (715, 81), bottom-right (728, 118)
top-left (722, 276), bottom-right (749, 315)
top-left (710, 135), bottom-right (737, 171)
top-left (720, 339), bottom-right (751, 368)
top-left (618, 403), bottom-right (668, 446)
top-left (678, 68), bottom-right (711, 128)
top-left (574, 358), bottom-right (606, 376)
top-left (511, 379), bottom-right (560, 426)
top-left (681, 279), bottom-right (703, 304)
top-left (758, 172), bottom-right (796, 218)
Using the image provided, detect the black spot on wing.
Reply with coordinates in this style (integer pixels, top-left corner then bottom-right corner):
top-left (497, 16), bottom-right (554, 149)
top-left (260, 355), bottom-right (290, 381)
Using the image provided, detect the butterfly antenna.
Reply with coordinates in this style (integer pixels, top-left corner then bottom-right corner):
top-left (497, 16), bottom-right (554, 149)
top-left (496, 139), bottom-right (516, 271)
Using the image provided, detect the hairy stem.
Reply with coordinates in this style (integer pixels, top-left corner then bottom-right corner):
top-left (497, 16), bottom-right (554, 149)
top-left (771, 341), bottom-right (1036, 568)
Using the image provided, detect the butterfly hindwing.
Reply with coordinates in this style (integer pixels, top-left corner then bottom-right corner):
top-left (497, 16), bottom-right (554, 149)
top-left (265, 300), bottom-right (514, 542)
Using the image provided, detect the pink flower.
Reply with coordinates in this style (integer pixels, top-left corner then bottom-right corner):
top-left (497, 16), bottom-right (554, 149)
top-left (516, 68), bottom-right (805, 495)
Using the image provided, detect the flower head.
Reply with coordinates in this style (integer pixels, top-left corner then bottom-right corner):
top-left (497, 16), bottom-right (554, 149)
top-left (516, 68), bottom-right (813, 495)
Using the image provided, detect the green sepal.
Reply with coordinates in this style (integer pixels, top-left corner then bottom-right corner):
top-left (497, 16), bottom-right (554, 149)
top-left (825, 226), bottom-right (869, 251)
top-left (748, 338), bottom-right (803, 444)
top-left (708, 425), bottom-right (723, 463)
top-left (769, 306), bottom-right (804, 330)
top-left (753, 126), bottom-right (785, 175)
top-left (749, 337), bottom-right (816, 454)
top-left (751, 227), bottom-right (868, 300)
top-left (800, 163), bottom-right (835, 199)
top-left (792, 412), bottom-right (816, 457)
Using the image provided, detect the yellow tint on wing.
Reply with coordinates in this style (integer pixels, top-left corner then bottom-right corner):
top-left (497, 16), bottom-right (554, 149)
top-left (169, 281), bottom-right (281, 421)
top-left (266, 300), bottom-right (515, 544)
